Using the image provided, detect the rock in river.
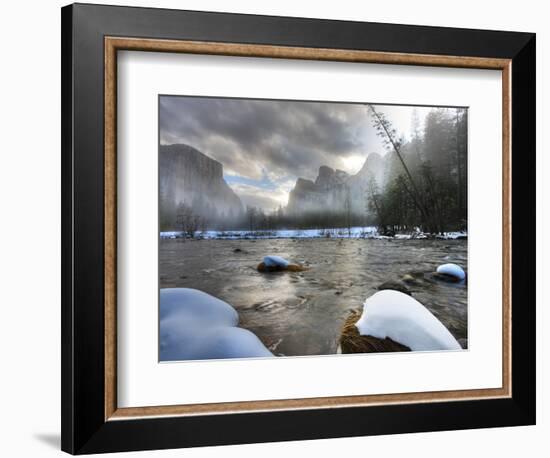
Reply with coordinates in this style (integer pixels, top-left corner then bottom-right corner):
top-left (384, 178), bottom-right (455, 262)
top-left (257, 255), bottom-right (308, 273)
top-left (377, 280), bottom-right (411, 295)
top-left (340, 290), bottom-right (462, 353)
top-left (435, 263), bottom-right (466, 282)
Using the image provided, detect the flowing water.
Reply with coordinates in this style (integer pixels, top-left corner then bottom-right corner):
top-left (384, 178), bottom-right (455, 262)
top-left (160, 238), bottom-right (467, 356)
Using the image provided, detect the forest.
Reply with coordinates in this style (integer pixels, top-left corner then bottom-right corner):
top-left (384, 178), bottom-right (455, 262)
top-left (365, 105), bottom-right (468, 234)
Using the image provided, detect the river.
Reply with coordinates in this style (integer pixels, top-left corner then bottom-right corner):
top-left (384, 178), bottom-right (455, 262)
top-left (160, 237), bottom-right (468, 356)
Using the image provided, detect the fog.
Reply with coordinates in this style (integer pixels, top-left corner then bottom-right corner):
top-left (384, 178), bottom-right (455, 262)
top-left (160, 96), bottom-right (442, 212)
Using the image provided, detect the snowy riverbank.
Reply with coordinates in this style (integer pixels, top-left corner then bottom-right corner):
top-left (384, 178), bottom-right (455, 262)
top-left (160, 226), bottom-right (467, 241)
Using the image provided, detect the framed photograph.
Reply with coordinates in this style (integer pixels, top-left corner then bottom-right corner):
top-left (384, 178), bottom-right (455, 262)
top-left (61, 3), bottom-right (536, 454)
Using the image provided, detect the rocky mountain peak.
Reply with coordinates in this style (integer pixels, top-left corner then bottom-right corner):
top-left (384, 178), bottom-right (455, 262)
top-left (315, 165), bottom-right (350, 190)
top-left (357, 152), bottom-right (383, 177)
top-left (287, 152), bottom-right (385, 216)
top-left (294, 177), bottom-right (318, 193)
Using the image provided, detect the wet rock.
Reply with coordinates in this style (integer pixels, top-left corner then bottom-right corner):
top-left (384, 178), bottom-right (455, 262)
top-left (402, 273), bottom-right (425, 286)
top-left (433, 272), bottom-right (461, 283)
top-left (257, 262), bottom-right (308, 273)
top-left (377, 280), bottom-right (411, 295)
top-left (339, 310), bottom-right (411, 353)
top-left (409, 271), bottom-right (425, 279)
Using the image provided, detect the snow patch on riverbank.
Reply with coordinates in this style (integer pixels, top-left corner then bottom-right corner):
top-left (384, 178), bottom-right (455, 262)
top-left (160, 288), bottom-right (273, 361)
top-left (160, 227), bottom-right (467, 240)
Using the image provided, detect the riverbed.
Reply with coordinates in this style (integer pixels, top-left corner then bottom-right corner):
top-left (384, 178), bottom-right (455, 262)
top-left (160, 238), bottom-right (467, 356)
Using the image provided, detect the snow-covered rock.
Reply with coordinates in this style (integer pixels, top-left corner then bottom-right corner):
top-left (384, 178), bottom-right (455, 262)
top-left (355, 290), bottom-right (461, 351)
top-left (263, 255), bottom-right (290, 268)
top-left (258, 255), bottom-right (307, 273)
top-left (436, 263), bottom-right (466, 281)
top-left (160, 288), bottom-right (273, 361)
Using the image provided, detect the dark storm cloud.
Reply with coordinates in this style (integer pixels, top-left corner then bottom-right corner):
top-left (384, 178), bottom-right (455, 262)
top-left (159, 96), bottom-right (376, 181)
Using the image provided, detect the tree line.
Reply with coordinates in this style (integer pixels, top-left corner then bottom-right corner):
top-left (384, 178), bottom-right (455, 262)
top-left (366, 105), bottom-right (467, 234)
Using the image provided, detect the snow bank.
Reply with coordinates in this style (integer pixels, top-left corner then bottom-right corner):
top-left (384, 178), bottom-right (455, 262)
top-left (160, 226), bottom-right (378, 240)
top-left (160, 228), bottom-right (467, 241)
top-left (436, 231), bottom-right (467, 240)
top-left (263, 255), bottom-right (290, 268)
top-left (160, 288), bottom-right (273, 361)
top-left (355, 290), bottom-right (461, 351)
top-left (436, 263), bottom-right (466, 281)
top-left (160, 231), bottom-right (181, 239)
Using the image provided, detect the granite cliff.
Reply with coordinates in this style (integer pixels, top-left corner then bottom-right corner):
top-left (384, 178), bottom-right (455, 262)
top-left (160, 144), bottom-right (243, 230)
top-left (286, 152), bottom-right (385, 216)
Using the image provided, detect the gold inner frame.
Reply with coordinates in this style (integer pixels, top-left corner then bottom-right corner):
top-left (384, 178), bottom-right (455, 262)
top-left (104, 36), bottom-right (512, 421)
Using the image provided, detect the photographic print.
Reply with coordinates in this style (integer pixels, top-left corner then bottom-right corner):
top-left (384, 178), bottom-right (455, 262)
top-left (159, 96), bottom-right (468, 362)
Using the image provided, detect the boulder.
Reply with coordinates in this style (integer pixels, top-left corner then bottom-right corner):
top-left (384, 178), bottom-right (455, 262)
top-left (435, 263), bottom-right (466, 282)
top-left (257, 262), bottom-right (308, 273)
top-left (354, 290), bottom-right (462, 351)
top-left (339, 310), bottom-right (411, 353)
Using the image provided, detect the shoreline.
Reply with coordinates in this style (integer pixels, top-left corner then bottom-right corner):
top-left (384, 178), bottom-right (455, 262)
top-left (160, 227), bottom-right (467, 241)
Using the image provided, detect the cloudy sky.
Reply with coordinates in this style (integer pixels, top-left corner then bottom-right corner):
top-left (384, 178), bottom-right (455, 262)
top-left (160, 96), bottom-right (434, 212)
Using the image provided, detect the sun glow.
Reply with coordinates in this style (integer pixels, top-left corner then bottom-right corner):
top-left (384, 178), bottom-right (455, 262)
top-left (340, 154), bottom-right (366, 175)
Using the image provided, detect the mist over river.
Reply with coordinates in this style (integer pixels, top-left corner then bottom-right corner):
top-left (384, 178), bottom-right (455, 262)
top-left (160, 238), bottom-right (467, 356)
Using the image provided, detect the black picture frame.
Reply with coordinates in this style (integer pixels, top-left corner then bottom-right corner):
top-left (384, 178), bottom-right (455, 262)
top-left (61, 3), bottom-right (536, 454)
